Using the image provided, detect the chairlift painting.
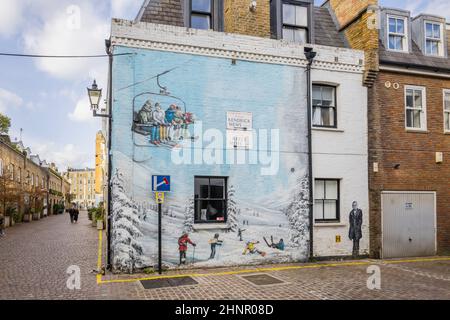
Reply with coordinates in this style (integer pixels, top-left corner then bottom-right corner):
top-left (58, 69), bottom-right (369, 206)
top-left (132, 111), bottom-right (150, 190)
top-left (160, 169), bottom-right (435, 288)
top-left (131, 71), bottom-right (198, 148)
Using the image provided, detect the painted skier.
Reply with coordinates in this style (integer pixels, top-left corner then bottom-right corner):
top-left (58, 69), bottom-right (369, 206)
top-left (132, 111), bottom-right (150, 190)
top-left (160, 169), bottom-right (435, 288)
top-left (242, 241), bottom-right (266, 257)
top-left (208, 233), bottom-right (223, 259)
top-left (178, 233), bottom-right (196, 265)
top-left (263, 236), bottom-right (285, 251)
top-left (237, 228), bottom-right (246, 241)
top-left (153, 103), bottom-right (167, 143)
top-left (349, 201), bottom-right (363, 257)
top-left (173, 106), bottom-right (185, 140)
top-left (182, 112), bottom-right (195, 140)
top-left (165, 104), bottom-right (177, 141)
top-left (137, 99), bottom-right (153, 125)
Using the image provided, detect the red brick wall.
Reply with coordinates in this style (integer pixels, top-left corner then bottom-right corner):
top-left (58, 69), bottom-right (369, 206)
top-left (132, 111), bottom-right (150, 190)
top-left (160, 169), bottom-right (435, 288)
top-left (369, 71), bottom-right (450, 257)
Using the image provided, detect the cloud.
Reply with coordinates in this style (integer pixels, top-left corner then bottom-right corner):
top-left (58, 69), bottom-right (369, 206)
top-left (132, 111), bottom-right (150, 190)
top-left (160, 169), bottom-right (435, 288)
top-left (0, 88), bottom-right (23, 112)
top-left (0, 0), bottom-right (25, 37)
top-left (421, 0), bottom-right (450, 20)
top-left (31, 142), bottom-right (93, 171)
top-left (68, 96), bottom-right (96, 123)
top-left (22, 2), bottom-right (109, 81)
top-left (111, 0), bottom-right (142, 19)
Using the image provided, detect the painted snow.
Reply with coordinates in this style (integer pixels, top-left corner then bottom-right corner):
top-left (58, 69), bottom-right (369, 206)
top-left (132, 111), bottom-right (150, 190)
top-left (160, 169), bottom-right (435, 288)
top-left (110, 46), bottom-right (310, 272)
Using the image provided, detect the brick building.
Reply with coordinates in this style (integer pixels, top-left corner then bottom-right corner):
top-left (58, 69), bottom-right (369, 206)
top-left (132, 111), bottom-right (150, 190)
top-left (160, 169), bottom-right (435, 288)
top-left (0, 136), bottom-right (67, 226)
top-left (324, 0), bottom-right (450, 257)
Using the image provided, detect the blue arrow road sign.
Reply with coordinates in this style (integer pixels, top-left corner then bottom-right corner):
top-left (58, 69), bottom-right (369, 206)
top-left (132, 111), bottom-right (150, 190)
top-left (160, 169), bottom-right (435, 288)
top-left (152, 175), bottom-right (171, 192)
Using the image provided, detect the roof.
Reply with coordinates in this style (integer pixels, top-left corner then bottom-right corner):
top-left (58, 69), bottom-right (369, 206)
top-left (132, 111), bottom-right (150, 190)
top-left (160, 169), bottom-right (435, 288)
top-left (135, 1), bottom-right (347, 48)
top-left (379, 32), bottom-right (450, 72)
top-left (314, 7), bottom-right (347, 48)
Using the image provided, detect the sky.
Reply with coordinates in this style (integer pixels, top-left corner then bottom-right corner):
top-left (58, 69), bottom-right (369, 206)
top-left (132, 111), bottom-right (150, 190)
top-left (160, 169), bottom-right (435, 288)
top-left (0, 0), bottom-right (449, 172)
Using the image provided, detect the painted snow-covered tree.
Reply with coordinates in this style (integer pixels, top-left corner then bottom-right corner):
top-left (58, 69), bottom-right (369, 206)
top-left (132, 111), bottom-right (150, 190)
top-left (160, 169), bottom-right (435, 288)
top-left (227, 185), bottom-right (239, 232)
top-left (284, 175), bottom-right (310, 254)
top-left (110, 169), bottom-right (147, 273)
top-left (183, 198), bottom-right (194, 233)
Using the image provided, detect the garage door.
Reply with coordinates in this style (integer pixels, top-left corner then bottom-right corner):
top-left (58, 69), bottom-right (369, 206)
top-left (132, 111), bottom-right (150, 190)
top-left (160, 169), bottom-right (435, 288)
top-left (382, 192), bottom-right (436, 259)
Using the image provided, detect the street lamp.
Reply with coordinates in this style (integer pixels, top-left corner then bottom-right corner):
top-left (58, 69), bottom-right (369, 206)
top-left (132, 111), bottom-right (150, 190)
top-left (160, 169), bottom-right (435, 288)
top-left (87, 80), bottom-right (110, 118)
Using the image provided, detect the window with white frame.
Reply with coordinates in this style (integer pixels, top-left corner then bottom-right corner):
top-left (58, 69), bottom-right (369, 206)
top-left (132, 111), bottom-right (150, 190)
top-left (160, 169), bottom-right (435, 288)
top-left (405, 86), bottom-right (427, 130)
top-left (282, 1), bottom-right (308, 44)
top-left (388, 16), bottom-right (408, 51)
top-left (312, 85), bottom-right (337, 128)
top-left (314, 179), bottom-right (340, 222)
top-left (444, 90), bottom-right (450, 132)
top-left (425, 22), bottom-right (443, 56)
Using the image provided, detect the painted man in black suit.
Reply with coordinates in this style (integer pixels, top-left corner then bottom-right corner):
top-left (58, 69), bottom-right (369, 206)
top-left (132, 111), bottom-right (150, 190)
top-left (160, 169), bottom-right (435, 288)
top-left (349, 201), bottom-right (363, 257)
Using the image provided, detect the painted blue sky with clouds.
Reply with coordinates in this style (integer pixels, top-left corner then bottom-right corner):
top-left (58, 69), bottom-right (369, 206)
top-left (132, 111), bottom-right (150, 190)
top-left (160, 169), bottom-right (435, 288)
top-left (0, 0), bottom-right (449, 171)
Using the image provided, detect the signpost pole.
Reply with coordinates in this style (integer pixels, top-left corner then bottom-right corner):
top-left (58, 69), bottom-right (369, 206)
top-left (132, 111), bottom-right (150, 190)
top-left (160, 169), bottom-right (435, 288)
top-left (158, 202), bottom-right (162, 275)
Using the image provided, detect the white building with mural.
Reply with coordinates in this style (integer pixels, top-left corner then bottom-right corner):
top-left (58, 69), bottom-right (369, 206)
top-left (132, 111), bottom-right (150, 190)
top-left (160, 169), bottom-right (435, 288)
top-left (106, 18), bottom-right (368, 272)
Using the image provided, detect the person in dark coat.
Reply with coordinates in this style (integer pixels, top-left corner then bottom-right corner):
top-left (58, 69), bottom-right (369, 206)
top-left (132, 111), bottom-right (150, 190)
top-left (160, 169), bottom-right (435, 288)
top-left (73, 205), bottom-right (80, 223)
top-left (68, 204), bottom-right (75, 224)
top-left (349, 201), bottom-right (363, 257)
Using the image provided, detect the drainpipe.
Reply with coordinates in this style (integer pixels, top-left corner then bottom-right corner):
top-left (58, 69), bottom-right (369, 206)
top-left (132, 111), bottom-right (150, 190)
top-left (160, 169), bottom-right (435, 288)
top-left (105, 39), bottom-right (113, 270)
top-left (304, 47), bottom-right (317, 261)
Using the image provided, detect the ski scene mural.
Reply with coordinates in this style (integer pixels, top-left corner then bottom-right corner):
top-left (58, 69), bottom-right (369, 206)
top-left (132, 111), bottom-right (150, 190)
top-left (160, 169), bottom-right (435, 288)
top-left (110, 46), bottom-right (311, 273)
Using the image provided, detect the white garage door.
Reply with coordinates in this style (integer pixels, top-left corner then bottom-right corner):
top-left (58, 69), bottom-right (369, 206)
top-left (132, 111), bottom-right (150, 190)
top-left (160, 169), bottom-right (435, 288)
top-left (382, 192), bottom-right (436, 259)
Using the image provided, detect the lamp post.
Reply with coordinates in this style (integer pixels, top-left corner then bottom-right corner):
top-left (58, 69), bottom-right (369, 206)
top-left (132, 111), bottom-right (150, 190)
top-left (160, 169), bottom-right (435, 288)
top-left (87, 80), bottom-right (110, 118)
top-left (304, 46), bottom-right (317, 262)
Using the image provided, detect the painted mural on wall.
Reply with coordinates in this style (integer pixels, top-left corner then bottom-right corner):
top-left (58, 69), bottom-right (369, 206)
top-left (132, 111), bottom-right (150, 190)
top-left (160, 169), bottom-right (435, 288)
top-left (110, 46), bottom-right (311, 272)
top-left (349, 201), bottom-right (363, 257)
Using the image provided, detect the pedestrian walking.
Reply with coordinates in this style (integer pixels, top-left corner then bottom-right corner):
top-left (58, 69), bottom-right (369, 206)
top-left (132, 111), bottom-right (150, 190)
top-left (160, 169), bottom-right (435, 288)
top-left (0, 214), bottom-right (5, 237)
top-left (68, 204), bottom-right (75, 223)
top-left (73, 205), bottom-right (80, 223)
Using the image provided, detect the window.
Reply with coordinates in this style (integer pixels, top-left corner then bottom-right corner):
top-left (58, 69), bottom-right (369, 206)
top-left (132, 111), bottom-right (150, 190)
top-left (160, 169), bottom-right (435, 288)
top-left (314, 179), bottom-right (340, 222)
top-left (282, 1), bottom-right (308, 43)
top-left (17, 168), bottom-right (21, 183)
top-left (425, 22), bottom-right (443, 56)
top-left (9, 164), bottom-right (14, 181)
top-left (405, 86), bottom-right (427, 130)
top-left (387, 16), bottom-right (408, 51)
top-left (190, 0), bottom-right (212, 30)
top-left (312, 85), bottom-right (337, 128)
top-left (444, 90), bottom-right (450, 132)
top-left (0, 159), bottom-right (3, 176)
top-left (194, 177), bottom-right (227, 223)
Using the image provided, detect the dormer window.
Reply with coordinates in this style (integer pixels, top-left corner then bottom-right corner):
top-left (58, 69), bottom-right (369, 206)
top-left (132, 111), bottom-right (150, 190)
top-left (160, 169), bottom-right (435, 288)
top-left (388, 16), bottom-right (408, 51)
top-left (425, 22), bottom-right (443, 56)
top-left (190, 0), bottom-right (213, 30)
top-left (281, 1), bottom-right (308, 44)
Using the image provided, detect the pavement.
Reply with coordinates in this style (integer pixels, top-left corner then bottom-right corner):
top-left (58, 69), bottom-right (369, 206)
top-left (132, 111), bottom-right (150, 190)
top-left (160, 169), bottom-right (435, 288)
top-left (0, 211), bottom-right (449, 300)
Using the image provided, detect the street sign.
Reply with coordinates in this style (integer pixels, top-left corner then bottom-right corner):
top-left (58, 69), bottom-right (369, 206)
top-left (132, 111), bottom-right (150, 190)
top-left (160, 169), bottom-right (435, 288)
top-left (152, 175), bottom-right (171, 192)
top-left (155, 192), bottom-right (165, 204)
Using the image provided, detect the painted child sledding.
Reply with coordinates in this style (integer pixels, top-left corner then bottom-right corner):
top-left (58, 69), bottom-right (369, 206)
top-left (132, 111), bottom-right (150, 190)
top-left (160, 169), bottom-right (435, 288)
top-left (242, 241), bottom-right (266, 257)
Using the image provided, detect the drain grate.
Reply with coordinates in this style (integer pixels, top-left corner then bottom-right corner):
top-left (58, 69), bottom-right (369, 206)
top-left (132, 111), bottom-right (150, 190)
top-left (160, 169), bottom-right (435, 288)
top-left (241, 274), bottom-right (284, 286)
top-left (140, 276), bottom-right (198, 290)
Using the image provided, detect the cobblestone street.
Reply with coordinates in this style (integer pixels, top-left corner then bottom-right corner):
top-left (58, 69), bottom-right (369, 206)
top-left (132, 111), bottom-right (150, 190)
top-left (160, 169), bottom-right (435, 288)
top-left (1, 212), bottom-right (449, 300)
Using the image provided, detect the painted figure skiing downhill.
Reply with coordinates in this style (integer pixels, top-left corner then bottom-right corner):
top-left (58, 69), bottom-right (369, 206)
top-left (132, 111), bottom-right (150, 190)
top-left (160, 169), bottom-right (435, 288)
top-left (243, 241), bottom-right (266, 257)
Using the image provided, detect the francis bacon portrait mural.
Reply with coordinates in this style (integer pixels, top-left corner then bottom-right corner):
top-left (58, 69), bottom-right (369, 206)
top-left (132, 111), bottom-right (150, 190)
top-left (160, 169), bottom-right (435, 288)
top-left (110, 46), bottom-right (311, 273)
